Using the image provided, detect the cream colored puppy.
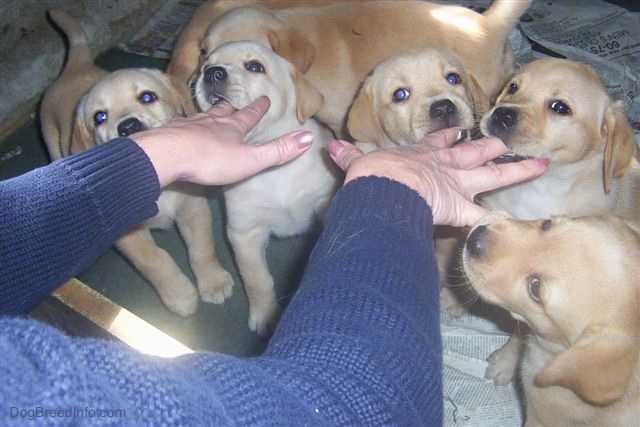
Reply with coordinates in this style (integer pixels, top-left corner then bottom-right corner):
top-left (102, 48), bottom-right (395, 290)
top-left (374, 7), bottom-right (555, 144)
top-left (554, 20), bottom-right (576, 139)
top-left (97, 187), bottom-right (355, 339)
top-left (40, 8), bottom-right (106, 160)
top-left (74, 68), bottom-right (233, 317)
top-left (347, 47), bottom-right (489, 150)
top-left (173, 0), bottom-right (531, 136)
top-left (480, 58), bottom-right (639, 220)
top-left (477, 57), bottom-right (640, 388)
top-left (346, 47), bottom-right (490, 314)
top-left (463, 212), bottom-right (640, 426)
top-left (194, 41), bottom-right (340, 335)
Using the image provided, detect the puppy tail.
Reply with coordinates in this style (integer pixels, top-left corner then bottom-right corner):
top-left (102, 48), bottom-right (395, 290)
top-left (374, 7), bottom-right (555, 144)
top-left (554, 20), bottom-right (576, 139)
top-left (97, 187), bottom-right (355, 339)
top-left (482, 0), bottom-right (532, 36)
top-left (48, 8), bottom-right (93, 71)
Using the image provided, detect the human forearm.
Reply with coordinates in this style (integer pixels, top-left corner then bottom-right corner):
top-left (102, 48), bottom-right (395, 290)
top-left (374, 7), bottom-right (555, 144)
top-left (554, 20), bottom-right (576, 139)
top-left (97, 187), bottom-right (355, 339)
top-left (265, 176), bottom-right (443, 423)
top-left (0, 138), bottom-right (160, 314)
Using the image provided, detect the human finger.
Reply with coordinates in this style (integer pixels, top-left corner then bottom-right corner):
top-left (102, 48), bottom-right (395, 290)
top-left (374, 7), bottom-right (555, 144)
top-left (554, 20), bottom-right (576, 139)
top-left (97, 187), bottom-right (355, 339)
top-left (234, 131), bottom-right (314, 181)
top-left (228, 96), bottom-right (271, 134)
top-left (417, 127), bottom-right (465, 149)
top-left (444, 136), bottom-right (511, 170)
top-left (465, 157), bottom-right (549, 197)
top-left (203, 99), bottom-right (237, 118)
top-left (326, 139), bottom-right (364, 171)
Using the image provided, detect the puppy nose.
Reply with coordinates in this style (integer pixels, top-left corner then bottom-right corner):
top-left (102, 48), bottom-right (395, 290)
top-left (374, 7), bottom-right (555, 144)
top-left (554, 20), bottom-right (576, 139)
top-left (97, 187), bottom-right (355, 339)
top-left (465, 225), bottom-right (488, 259)
top-left (204, 66), bottom-right (227, 85)
top-left (117, 118), bottom-right (145, 137)
top-left (430, 99), bottom-right (458, 121)
top-left (491, 107), bottom-right (518, 130)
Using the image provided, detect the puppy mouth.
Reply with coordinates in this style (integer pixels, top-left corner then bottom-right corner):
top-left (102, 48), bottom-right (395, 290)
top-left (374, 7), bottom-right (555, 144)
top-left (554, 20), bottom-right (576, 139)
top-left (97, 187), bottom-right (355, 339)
top-left (491, 152), bottom-right (532, 164)
top-left (207, 92), bottom-right (231, 107)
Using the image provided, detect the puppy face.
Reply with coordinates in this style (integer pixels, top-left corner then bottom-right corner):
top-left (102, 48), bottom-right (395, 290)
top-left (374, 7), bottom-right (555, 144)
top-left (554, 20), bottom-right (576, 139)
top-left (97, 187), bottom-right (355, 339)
top-left (196, 7), bottom-right (314, 84)
top-left (194, 40), bottom-right (323, 137)
top-left (463, 211), bottom-right (640, 404)
top-left (74, 68), bottom-right (194, 150)
top-left (347, 48), bottom-right (489, 147)
top-left (480, 59), bottom-right (636, 189)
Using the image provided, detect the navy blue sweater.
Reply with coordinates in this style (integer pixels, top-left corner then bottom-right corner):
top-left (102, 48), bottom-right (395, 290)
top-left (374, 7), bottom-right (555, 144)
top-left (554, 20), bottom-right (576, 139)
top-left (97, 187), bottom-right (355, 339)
top-left (0, 138), bottom-right (442, 425)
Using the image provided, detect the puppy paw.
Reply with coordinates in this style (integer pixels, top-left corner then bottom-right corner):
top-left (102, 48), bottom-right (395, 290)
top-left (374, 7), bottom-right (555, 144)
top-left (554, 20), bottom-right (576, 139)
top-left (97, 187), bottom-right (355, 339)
top-left (198, 269), bottom-right (234, 304)
top-left (248, 303), bottom-right (282, 337)
top-left (158, 279), bottom-right (199, 317)
top-left (486, 343), bottom-right (519, 386)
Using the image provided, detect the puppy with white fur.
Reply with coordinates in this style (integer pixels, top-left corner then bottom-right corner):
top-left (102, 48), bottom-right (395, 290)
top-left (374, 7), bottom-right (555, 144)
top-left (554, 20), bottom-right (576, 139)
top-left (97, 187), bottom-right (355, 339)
top-left (194, 41), bottom-right (340, 335)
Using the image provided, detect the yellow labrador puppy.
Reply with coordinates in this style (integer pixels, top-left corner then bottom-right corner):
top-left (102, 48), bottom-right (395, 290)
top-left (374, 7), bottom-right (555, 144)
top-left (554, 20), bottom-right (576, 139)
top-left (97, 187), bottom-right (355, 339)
top-left (74, 68), bottom-right (233, 317)
top-left (173, 0), bottom-right (531, 136)
top-left (476, 57), bottom-right (640, 387)
top-left (40, 8), bottom-right (106, 160)
top-left (480, 58), bottom-right (639, 220)
top-left (346, 47), bottom-right (489, 314)
top-left (347, 47), bottom-right (489, 150)
top-left (193, 41), bottom-right (341, 335)
top-left (462, 212), bottom-right (640, 426)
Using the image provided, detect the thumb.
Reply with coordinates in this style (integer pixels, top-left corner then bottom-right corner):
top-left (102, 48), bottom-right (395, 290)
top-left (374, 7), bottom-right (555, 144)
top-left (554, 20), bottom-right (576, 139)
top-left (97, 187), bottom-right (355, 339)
top-left (246, 130), bottom-right (314, 173)
top-left (326, 139), bottom-right (364, 171)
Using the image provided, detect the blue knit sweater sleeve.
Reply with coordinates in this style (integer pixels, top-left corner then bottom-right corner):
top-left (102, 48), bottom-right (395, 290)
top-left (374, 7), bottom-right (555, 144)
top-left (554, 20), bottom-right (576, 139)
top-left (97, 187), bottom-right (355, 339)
top-left (0, 138), bottom-right (160, 314)
top-left (1, 140), bottom-right (442, 425)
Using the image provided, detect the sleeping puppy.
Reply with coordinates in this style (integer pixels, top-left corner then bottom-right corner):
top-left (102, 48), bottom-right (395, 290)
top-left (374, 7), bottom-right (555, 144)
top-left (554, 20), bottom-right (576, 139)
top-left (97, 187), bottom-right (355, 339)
top-left (462, 212), bottom-right (640, 426)
top-left (480, 58), bottom-right (639, 221)
top-left (194, 41), bottom-right (340, 335)
top-left (74, 68), bottom-right (234, 317)
top-left (172, 0), bottom-right (531, 136)
top-left (40, 8), bottom-right (106, 160)
top-left (347, 47), bottom-right (489, 149)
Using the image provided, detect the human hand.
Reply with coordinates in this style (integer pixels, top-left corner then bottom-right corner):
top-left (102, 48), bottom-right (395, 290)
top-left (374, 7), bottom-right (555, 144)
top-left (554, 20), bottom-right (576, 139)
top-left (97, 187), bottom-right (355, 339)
top-left (132, 96), bottom-right (313, 187)
top-left (327, 128), bottom-right (549, 227)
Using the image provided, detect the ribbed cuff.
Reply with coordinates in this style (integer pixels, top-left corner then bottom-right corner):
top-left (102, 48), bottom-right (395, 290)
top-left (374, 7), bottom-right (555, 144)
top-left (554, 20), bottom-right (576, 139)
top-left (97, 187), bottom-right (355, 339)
top-left (61, 137), bottom-right (161, 235)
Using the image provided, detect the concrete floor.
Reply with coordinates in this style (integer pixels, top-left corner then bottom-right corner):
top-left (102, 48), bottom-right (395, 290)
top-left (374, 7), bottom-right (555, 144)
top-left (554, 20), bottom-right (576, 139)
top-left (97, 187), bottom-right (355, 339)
top-left (0, 0), bottom-right (165, 140)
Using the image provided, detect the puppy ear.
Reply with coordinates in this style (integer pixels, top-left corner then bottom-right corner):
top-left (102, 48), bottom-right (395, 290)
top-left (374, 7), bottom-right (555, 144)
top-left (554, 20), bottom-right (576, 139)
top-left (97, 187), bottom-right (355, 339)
top-left (267, 26), bottom-right (315, 73)
top-left (70, 104), bottom-right (94, 154)
top-left (602, 100), bottom-right (637, 193)
top-left (347, 82), bottom-right (386, 146)
top-left (466, 74), bottom-right (491, 119)
top-left (291, 68), bottom-right (324, 124)
top-left (166, 74), bottom-right (198, 116)
top-left (70, 121), bottom-right (93, 154)
top-left (535, 325), bottom-right (638, 406)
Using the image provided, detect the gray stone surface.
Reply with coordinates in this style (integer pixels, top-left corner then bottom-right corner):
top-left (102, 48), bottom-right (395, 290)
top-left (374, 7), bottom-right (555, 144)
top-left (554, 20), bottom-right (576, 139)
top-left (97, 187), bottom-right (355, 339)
top-left (0, 0), bottom-right (164, 139)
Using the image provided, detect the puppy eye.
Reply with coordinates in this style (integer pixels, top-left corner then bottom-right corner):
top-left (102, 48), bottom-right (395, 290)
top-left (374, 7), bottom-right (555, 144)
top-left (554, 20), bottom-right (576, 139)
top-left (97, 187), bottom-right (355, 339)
top-left (139, 91), bottom-right (157, 104)
top-left (446, 73), bottom-right (461, 85)
top-left (392, 88), bottom-right (410, 102)
top-left (541, 219), bottom-right (552, 231)
top-left (550, 100), bottom-right (571, 115)
top-left (200, 48), bottom-right (207, 57)
top-left (245, 61), bottom-right (265, 73)
top-left (93, 111), bottom-right (108, 126)
top-left (527, 275), bottom-right (542, 303)
top-left (508, 82), bottom-right (518, 94)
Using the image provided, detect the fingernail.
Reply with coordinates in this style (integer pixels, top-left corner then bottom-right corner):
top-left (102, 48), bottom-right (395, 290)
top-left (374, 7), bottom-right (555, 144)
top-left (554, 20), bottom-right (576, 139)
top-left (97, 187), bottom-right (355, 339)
top-left (326, 139), bottom-right (345, 157)
top-left (294, 131), bottom-right (314, 149)
top-left (535, 157), bottom-right (550, 167)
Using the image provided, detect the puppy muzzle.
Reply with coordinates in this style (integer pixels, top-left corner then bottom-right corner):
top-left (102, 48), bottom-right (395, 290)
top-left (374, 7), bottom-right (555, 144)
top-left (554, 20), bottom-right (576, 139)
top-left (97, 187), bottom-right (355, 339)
top-left (430, 99), bottom-right (460, 130)
top-left (465, 224), bottom-right (488, 259)
top-left (118, 117), bottom-right (147, 137)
